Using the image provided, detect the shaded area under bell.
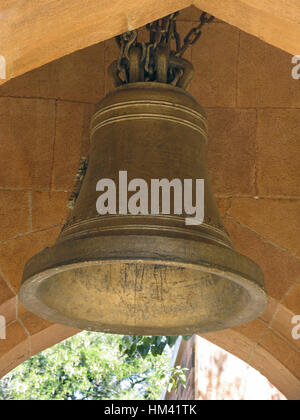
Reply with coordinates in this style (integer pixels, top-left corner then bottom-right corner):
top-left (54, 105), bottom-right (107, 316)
top-left (19, 83), bottom-right (267, 336)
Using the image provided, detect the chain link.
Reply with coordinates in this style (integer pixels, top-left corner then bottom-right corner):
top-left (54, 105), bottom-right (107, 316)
top-left (111, 11), bottom-right (214, 89)
top-left (176, 12), bottom-right (214, 57)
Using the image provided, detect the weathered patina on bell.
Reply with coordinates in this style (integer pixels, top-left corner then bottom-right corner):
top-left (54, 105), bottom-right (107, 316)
top-left (19, 12), bottom-right (267, 335)
top-left (19, 82), bottom-right (267, 335)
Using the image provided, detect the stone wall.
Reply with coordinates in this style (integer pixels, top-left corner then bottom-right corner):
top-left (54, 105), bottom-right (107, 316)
top-left (165, 336), bottom-right (286, 400)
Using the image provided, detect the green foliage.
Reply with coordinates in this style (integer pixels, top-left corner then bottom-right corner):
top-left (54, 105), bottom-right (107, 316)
top-left (119, 336), bottom-right (178, 359)
top-left (120, 335), bottom-right (193, 359)
top-left (167, 366), bottom-right (189, 393)
top-left (0, 332), bottom-right (188, 401)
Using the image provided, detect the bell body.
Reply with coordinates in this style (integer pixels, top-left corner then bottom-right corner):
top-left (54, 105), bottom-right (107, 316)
top-left (19, 83), bottom-right (267, 335)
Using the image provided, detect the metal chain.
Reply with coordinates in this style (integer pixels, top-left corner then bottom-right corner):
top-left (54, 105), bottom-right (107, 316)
top-left (111, 11), bottom-right (214, 89)
top-left (175, 12), bottom-right (214, 57)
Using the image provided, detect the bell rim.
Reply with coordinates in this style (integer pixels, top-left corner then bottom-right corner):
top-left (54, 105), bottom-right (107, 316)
top-left (19, 234), bottom-right (268, 336)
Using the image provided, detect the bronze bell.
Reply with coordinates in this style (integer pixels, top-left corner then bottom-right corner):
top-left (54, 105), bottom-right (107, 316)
top-left (19, 82), bottom-right (267, 335)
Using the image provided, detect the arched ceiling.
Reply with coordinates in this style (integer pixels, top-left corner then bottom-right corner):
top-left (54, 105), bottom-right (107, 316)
top-left (0, 0), bottom-right (300, 85)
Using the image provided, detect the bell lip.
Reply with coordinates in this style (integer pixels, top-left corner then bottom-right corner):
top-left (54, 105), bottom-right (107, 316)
top-left (19, 235), bottom-right (268, 336)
